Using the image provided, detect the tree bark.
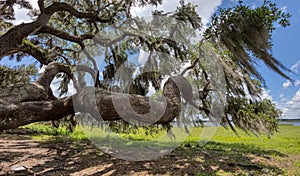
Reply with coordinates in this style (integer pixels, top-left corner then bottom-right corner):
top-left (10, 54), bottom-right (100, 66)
top-left (0, 2), bottom-right (182, 131)
top-left (0, 2), bottom-right (112, 60)
top-left (0, 83), bottom-right (181, 131)
top-left (0, 63), bottom-right (181, 130)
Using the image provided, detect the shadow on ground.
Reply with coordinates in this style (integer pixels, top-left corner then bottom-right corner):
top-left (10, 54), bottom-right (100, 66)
top-left (0, 129), bottom-right (286, 176)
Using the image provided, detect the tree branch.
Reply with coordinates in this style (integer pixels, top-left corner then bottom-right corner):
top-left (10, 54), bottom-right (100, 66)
top-left (44, 2), bottom-right (112, 23)
top-left (0, 1), bottom-right (113, 59)
top-left (35, 62), bottom-right (78, 92)
top-left (37, 25), bottom-right (94, 49)
top-left (76, 65), bottom-right (97, 80)
top-left (18, 40), bottom-right (52, 65)
top-left (93, 31), bottom-right (142, 47)
top-left (0, 97), bottom-right (74, 130)
top-left (38, 0), bottom-right (45, 13)
top-left (0, 76), bottom-right (182, 130)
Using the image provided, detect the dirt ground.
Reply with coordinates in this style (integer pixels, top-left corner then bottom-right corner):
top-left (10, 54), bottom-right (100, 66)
top-left (0, 128), bottom-right (297, 176)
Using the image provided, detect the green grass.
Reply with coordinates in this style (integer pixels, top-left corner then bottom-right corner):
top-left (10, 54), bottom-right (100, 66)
top-left (22, 123), bottom-right (300, 155)
top-left (179, 125), bottom-right (300, 155)
top-left (21, 123), bottom-right (300, 175)
top-left (211, 125), bottom-right (300, 155)
top-left (21, 122), bottom-right (88, 141)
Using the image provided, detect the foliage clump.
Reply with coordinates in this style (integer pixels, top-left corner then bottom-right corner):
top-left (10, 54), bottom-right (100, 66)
top-left (0, 0), bottom-right (293, 135)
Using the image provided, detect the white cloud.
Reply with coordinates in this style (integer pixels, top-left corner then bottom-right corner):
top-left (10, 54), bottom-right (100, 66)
top-left (290, 60), bottom-right (300, 73)
top-left (295, 80), bottom-right (300, 87)
top-left (260, 88), bottom-right (273, 101)
top-left (131, 0), bottom-right (222, 26)
top-left (282, 79), bottom-right (300, 89)
top-left (12, 0), bottom-right (222, 28)
top-left (276, 89), bottom-right (300, 119)
top-left (289, 90), bottom-right (300, 103)
top-left (11, 0), bottom-right (38, 25)
top-left (280, 6), bottom-right (288, 13)
top-left (279, 93), bottom-right (284, 99)
top-left (283, 80), bottom-right (292, 89)
top-left (258, 89), bottom-right (300, 119)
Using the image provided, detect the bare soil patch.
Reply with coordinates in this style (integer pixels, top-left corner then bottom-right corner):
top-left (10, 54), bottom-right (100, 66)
top-left (0, 128), bottom-right (295, 175)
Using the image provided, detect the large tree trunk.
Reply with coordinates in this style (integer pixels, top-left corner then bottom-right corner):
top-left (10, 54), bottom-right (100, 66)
top-left (0, 63), bottom-right (181, 131)
top-left (0, 0), bottom-right (183, 131)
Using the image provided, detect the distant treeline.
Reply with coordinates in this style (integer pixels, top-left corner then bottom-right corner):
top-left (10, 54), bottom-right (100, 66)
top-left (279, 119), bottom-right (300, 122)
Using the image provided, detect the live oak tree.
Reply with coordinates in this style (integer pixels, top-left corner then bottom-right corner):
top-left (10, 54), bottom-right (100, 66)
top-left (0, 0), bottom-right (291, 136)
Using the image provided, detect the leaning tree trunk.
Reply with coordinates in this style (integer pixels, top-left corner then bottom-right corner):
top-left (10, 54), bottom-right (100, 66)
top-left (0, 62), bottom-right (181, 131)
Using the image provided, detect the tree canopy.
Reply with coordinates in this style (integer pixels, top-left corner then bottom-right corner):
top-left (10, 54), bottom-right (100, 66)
top-left (0, 0), bottom-right (292, 136)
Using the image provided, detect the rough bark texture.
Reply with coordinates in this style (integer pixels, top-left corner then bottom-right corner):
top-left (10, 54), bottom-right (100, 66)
top-left (0, 2), bottom-right (182, 131)
top-left (0, 2), bottom-right (111, 60)
top-left (74, 79), bottom-right (181, 124)
top-left (0, 97), bottom-right (74, 130)
top-left (0, 82), bottom-right (181, 131)
top-left (0, 63), bottom-right (182, 130)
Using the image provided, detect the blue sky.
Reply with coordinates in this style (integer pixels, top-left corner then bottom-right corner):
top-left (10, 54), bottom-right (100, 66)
top-left (128, 0), bottom-right (300, 119)
top-left (242, 0), bottom-right (300, 119)
top-left (2, 0), bottom-right (300, 119)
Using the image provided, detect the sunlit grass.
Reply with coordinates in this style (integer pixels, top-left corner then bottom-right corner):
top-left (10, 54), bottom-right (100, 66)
top-left (22, 123), bottom-right (300, 155)
top-left (21, 122), bottom-right (300, 175)
top-left (21, 123), bottom-right (88, 141)
top-left (211, 125), bottom-right (300, 155)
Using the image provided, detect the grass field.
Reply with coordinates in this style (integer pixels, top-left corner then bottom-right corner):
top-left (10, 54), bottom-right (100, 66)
top-left (20, 123), bottom-right (300, 175)
top-left (23, 123), bottom-right (300, 154)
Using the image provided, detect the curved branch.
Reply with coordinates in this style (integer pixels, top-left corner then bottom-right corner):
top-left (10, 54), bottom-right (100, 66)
top-left (0, 1), bottom-right (113, 58)
top-left (93, 31), bottom-right (142, 47)
top-left (37, 25), bottom-right (94, 49)
top-left (76, 65), bottom-right (103, 87)
top-left (18, 40), bottom-right (52, 65)
top-left (76, 65), bottom-right (97, 80)
top-left (44, 2), bottom-right (112, 23)
top-left (75, 77), bottom-right (181, 124)
top-left (35, 62), bottom-right (78, 92)
top-left (82, 49), bottom-right (98, 70)
top-left (0, 21), bottom-right (46, 58)
top-left (180, 58), bottom-right (199, 76)
top-left (0, 76), bottom-right (182, 130)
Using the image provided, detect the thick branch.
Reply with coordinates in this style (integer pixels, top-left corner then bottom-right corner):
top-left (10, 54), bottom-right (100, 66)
top-left (0, 19), bottom-right (48, 58)
top-left (76, 65), bottom-right (97, 80)
top-left (38, 25), bottom-right (94, 49)
top-left (0, 97), bottom-right (74, 130)
top-left (93, 31), bottom-right (142, 47)
top-left (74, 79), bottom-right (181, 124)
top-left (0, 77), bottom-right (181, 130)
top-left (35, 62), bottom-right (78, 92)
top-left (44, 2), bottom-right (112, 22)
top-left (18, 40), bottom-right (52, 65)
top-left (38, 0), bottom-right (45, 13)
top-left (0, 1), bottom-right (112, 58)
